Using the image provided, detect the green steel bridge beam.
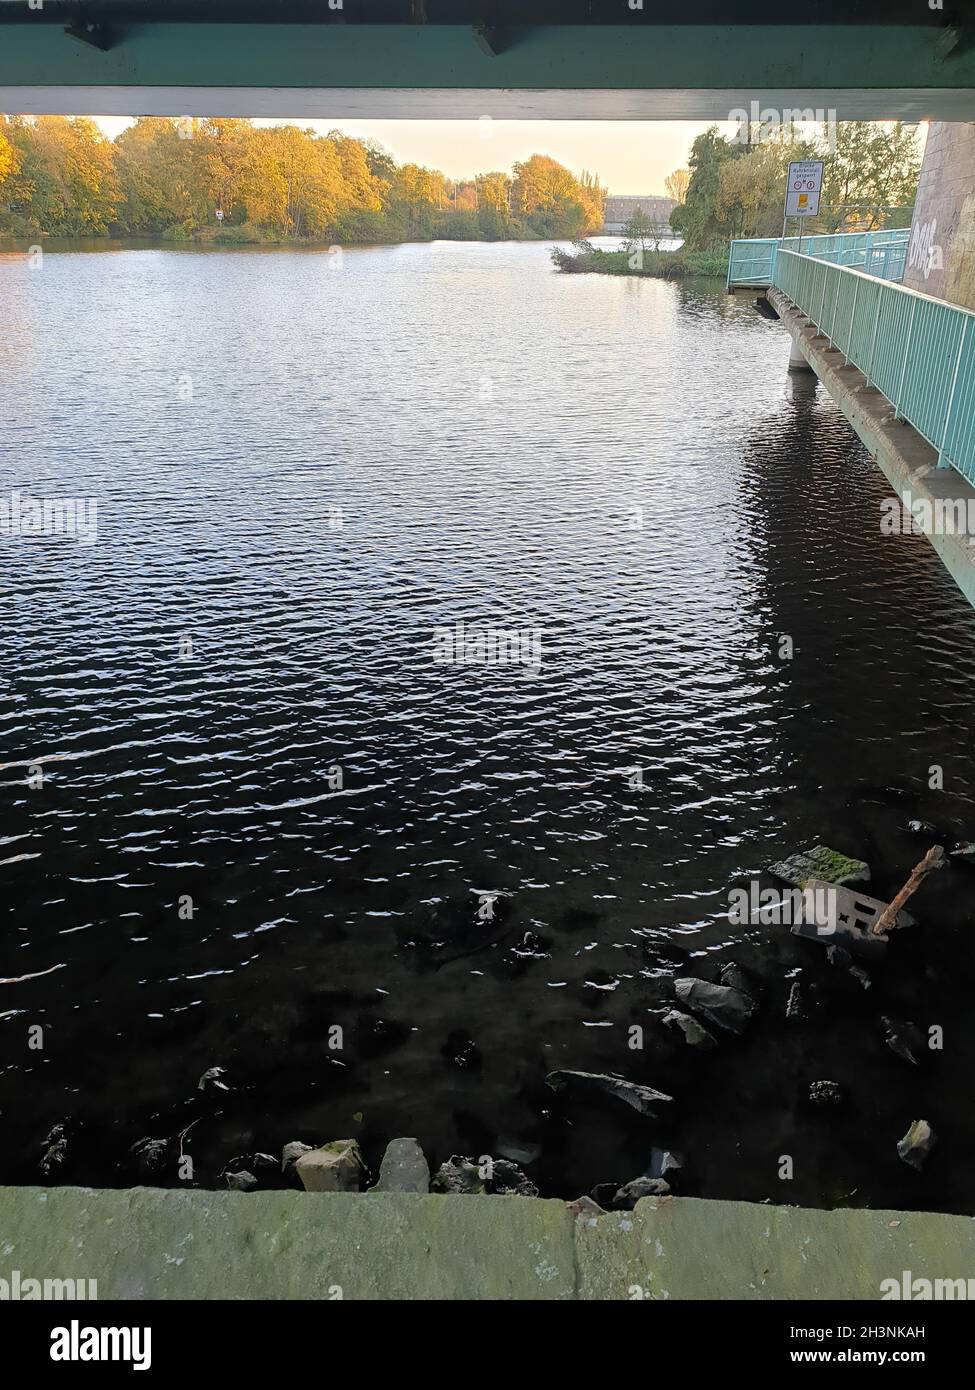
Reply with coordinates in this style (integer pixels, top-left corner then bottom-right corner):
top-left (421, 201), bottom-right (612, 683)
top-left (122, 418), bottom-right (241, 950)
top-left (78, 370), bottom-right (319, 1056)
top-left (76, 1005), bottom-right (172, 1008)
top-left (1, 15), bottom-right (975, 120)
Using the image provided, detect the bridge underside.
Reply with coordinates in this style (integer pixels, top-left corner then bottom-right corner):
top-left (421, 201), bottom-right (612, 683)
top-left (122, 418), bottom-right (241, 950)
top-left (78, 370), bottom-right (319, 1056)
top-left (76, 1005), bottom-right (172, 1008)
top-left (1, 8), bottom-right (975, 120)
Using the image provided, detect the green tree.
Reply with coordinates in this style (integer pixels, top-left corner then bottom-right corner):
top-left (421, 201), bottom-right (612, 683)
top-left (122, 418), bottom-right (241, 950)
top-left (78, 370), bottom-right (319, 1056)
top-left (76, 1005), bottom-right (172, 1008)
top-left (714, 135), bottom-right (819, 241)
top-left (669, 127), bottom-right (745, 251)
top-left (819, 122), bottom-right (921, 231)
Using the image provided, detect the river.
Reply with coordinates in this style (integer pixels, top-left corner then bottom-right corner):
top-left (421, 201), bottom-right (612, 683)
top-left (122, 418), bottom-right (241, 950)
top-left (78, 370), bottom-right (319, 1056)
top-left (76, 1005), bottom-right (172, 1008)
top-left (2, 238), bottom-right (975, 1209)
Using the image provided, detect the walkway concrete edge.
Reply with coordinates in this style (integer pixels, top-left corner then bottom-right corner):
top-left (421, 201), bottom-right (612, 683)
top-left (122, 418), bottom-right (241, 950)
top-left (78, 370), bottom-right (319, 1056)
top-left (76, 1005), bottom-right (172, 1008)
top-left (2, 1187), bottom-right (974, 1300)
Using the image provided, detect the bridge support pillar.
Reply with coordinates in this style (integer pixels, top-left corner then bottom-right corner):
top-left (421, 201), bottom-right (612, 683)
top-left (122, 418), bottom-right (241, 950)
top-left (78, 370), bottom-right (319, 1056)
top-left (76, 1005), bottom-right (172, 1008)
top-left (788, 336), bottom-right (815, 373)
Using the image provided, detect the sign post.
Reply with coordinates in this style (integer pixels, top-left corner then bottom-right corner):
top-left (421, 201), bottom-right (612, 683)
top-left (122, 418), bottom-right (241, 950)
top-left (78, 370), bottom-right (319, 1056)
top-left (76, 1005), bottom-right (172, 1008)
top-left (784, 160), bottom-right (824, 256)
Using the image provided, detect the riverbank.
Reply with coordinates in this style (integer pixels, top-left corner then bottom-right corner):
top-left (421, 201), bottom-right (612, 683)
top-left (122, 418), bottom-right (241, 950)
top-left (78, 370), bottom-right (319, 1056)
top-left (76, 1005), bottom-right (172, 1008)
top-left (551, 242), bottom-right (726, 279)
top-left (0, 224), bottom-right (586, 250)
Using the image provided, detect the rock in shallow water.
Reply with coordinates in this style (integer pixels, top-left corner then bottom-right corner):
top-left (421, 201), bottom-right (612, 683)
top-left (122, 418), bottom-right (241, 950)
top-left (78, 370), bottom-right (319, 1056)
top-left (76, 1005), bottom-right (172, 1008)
top-left (662, 1008), bottom-right (717, 1050)
top-left (613, 1177), bottom-right (671, 1209)
top-left (673, 978), bottom-right (756, 1035)
top-left (648, 1147), bottom-right (683, 1180)
top-left (881, 1016), bottom-right (924, 1067)
top-left (197, 1066), bottom-right (230, 1093)
top-left (281, 1141), bottom-right (313, 1178)
top-left (295, 1139), bottom-right (366, 1193)
top-left (770, 845), bottom-right (870, 888)
top-left (431, 1154), bottom-right (538, 1196)
top-left (369, 1137), bottom-right (430, 1193)
top-left (129, 1137), bottom-right (174, 1179)
top-left (566, 1195), bottom-right (604, 1220)
top-left (897, 1119), bottom-right (936, 1171)
top-left (545, 1069), bottom-right (673, 1117)
top-left (431, 1155), bottom-right (485, 1194)
top-left (808, 1080), bottom-right (844, 1108)
top-left (39, 1123), bottom-right (70, 1177)
top-left (225, 1170), bottom-right (258, 1192)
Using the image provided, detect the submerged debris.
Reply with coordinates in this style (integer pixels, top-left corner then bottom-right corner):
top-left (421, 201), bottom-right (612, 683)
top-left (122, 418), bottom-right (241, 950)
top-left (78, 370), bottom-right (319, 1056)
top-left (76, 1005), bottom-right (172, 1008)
top-left (792, 882), bottom-right (894, 955)
top-left (825, 944), bottom-right (872, 989)
top-left (897, 1119), bottom-right (937, 1171)
top-left (129, 1137), bottom-right (175, 1179)
top-left (673, 977), bottom-right (756, 1034)
top-left (545, 1069), bottom-right (674, 1118)
top-left (881, 1016), bottom-right (924, 1067)
top-left (786, 981), bottom-right (806, 1022)
top-left (719, 962), bottom-right (758, 998)
top-left (39, 1123), bottom-right (70, 1177)
top-left (870, 845), bottom-right (945, 938)
top-left (198, 1066), bottom-right (230, 1093)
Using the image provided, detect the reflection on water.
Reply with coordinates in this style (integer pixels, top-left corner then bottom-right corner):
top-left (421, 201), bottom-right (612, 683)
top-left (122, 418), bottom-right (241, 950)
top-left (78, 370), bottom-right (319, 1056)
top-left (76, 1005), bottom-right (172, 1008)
top-left (2, 240), bottom-right (975, 1207)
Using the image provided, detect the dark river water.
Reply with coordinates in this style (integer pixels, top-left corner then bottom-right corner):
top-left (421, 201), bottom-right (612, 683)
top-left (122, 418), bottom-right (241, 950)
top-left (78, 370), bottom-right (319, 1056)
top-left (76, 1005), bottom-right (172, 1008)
top-left (2, 239), bottom-right (975, 1211)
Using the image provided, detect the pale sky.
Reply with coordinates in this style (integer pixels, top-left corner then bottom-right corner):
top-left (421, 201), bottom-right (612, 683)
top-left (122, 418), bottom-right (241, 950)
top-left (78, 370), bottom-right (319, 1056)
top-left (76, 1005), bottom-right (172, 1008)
top-left (94, 117), bottom-right (740, 194)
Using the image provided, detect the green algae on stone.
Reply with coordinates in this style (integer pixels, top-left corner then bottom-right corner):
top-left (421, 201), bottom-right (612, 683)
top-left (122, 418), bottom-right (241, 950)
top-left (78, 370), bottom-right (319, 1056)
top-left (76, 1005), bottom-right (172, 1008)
top-left (770, 845), bottom-right (870, 889)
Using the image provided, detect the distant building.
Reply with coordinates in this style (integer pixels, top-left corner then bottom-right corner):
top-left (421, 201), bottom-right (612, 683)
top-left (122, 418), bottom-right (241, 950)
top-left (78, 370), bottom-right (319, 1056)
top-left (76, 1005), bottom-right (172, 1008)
top-left (602, 194), bottom-right (677, 234)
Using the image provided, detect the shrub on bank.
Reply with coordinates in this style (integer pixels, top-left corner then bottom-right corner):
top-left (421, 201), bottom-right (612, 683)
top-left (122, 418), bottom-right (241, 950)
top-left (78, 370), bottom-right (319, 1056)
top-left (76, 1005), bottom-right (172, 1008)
top-left (551, 242), bottom-right (726, 280)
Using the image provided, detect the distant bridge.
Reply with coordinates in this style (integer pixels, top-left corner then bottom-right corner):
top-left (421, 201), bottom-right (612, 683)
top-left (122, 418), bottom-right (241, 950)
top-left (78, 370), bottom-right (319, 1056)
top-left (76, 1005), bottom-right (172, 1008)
top-left (602, 194), bottom-right (677, 236)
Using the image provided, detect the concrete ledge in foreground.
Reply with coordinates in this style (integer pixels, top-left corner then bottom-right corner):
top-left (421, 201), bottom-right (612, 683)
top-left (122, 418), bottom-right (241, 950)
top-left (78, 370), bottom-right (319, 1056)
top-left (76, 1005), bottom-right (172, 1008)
top-left (2, 1188), bottom-right (975, 1300)
top-left (768, 285), bottom-right (975, 612)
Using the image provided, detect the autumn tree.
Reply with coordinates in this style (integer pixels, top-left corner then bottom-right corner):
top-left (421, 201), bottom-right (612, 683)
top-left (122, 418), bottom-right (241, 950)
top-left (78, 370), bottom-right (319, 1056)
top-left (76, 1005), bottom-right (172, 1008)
top-left (0, 117), bottom-right (20, 190)
top-left (0, 115), bottom-right (607, 247)
top-left (664, 168), bottom-right (690, 206)
top-left (3, 116), bottom-right (118, 235)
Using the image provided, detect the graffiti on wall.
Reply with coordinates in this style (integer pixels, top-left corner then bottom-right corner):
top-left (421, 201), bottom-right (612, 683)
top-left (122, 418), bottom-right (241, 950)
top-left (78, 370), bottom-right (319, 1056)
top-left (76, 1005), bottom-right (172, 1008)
top-left (907, 218), bottom-right (944, 280)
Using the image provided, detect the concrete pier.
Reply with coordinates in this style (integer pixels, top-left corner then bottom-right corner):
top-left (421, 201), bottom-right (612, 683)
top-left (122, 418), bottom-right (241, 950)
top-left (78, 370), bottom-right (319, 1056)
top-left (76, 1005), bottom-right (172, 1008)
top-left (788, 335), bottom-right (815, 372)
top-left (2, 1186), bottom-right (975, 1300)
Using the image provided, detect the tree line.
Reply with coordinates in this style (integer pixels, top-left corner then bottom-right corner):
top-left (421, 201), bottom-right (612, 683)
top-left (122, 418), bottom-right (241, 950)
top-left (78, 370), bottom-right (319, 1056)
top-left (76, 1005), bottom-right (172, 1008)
top-left (0, 115), bottom-right (606, 243)
top-left (669, 122), bottom-right (922, 251)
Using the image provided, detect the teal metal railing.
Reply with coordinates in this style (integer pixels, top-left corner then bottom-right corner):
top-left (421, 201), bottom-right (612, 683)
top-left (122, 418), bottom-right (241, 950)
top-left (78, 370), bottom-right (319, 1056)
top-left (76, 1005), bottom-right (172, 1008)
top-left (727, 229), bottom-right (909, 289)
top-left (772, 248), bottom-right (975, 481)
